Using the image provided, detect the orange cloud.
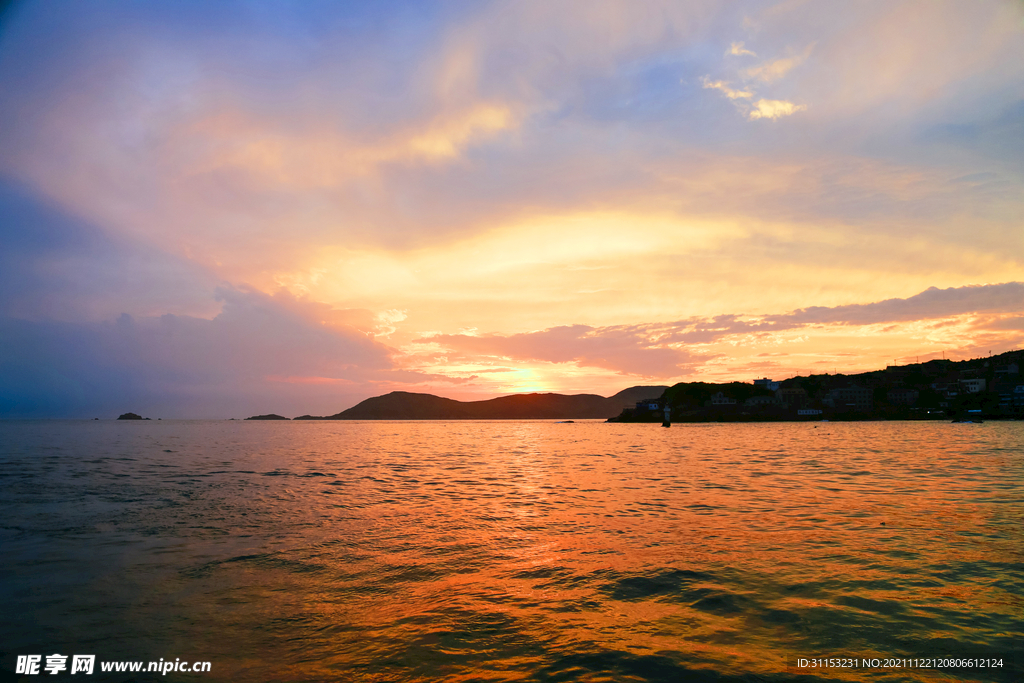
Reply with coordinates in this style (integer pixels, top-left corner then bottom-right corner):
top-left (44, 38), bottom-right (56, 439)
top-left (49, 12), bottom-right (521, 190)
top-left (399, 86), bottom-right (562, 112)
top-left (424, 324), bottom-right (708, 378)
top-left (411, 283), bottom-right (1024, 384)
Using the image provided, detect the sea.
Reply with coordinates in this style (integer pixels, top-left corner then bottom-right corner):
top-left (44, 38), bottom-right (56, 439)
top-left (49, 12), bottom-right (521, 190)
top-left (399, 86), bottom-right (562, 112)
top-left (0, 420), bottom-right (1020, 682)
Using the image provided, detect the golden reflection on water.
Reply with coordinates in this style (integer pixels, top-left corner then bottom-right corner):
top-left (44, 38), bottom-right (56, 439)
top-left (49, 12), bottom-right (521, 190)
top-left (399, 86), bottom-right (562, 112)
top-left (0, 420), bottom-right (1021, 682)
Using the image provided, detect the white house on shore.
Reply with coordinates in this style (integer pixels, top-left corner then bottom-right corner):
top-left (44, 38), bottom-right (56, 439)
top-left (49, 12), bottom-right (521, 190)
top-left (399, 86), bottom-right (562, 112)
top-left (709, 392), bottom-right (736, 405)
top-left (960, 378), bottom-right (986, 393)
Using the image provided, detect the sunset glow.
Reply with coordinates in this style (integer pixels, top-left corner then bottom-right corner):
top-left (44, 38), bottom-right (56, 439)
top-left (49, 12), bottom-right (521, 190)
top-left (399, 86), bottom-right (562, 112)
top-left (1, 0), bottom-right (1022, 417)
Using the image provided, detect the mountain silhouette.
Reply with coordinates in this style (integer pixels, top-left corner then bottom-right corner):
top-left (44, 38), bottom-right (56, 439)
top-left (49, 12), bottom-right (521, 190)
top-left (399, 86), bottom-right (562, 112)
top-left (319, 386), bottom-right (667, 420)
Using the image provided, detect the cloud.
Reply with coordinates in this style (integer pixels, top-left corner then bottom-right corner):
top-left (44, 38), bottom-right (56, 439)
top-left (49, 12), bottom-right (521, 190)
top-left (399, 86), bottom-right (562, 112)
top-left (985, 316), bottom-right (1024, 331)
top-left (748, 99), bottom-right (807, 120)
top-left (728, 41), bottom-right (756, 57)
top-left (742, 53), bottom-right (808, 83)
top-left (671, 283), bottom-right (1024, 342)
top-left (374, 309), bottom-right (408, 337)
top-left (423, 324), bottom-right (707, 378)
top-left (0, 179), bottom-right (218, 321)
top-left (777, 282), bottom-right (1024, 326)
top-left (703, 43), bottom-right (811, 119)
top-left (182, 103), bottom-right (518, 189)
top-left (0, 285), bottom-right (411, 418)
top-left (671, 282), bottom-right (1024, 341)
top-left (418, 283), bottom-right (1024, 380)
top-left (3, 0), bottom-right (1022, 270)
top-left (700, 76), bottom-right (753, 100)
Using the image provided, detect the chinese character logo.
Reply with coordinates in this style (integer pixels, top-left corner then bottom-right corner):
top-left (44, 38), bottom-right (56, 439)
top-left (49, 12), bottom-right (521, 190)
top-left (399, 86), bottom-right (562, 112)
top-left (16, 655), bottom-right (41, 675)
top-left (71, 655), bottom-right (96, 674)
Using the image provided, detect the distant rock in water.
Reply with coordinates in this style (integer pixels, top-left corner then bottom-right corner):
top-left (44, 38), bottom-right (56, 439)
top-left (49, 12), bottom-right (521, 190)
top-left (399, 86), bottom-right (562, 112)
top-left (293, 415), bottom-right (326, 420)
top-left (117, 412), bottom-right (149, 420)
top-left (245, 414), bottom-right (290, 420)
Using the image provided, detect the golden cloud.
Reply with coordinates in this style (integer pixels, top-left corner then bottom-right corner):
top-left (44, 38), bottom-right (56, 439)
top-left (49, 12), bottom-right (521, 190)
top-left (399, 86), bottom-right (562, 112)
top-left (700, 77), bottom-right (754, 100)
top-left (748, 99), bottom-right (807, 120)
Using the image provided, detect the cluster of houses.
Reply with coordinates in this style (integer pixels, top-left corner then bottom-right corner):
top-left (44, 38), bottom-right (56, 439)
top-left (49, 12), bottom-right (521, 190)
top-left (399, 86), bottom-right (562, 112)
top-left (629, 355), bottom-right (1024, 420)
top-left (702, 383), bottom-right (870, 414)
top-left (894, 360), bottom-right (1023, 413)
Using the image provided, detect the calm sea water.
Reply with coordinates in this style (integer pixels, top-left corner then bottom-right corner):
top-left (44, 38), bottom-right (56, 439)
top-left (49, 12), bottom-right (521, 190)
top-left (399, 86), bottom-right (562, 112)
top-left (0, 420), bottom-right (1021, 682)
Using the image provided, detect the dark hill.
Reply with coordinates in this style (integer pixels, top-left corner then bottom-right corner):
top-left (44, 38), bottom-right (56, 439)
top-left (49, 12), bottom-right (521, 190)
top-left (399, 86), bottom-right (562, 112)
top-left (326, 385), bottom-right (667, 420)
top-left (245, 414), bottom-right (290, 420)
top-left (605, 385), bottom-right (671, 407)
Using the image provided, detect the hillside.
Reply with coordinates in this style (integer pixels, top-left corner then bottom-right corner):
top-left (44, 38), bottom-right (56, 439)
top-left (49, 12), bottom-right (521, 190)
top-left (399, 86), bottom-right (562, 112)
top-left (322, 385), bottom-right (668, 420)
top-left (612, 349), bottom-right (1023, 422)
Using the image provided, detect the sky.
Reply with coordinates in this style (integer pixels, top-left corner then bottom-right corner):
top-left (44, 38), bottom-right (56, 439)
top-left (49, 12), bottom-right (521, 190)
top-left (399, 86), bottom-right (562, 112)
top-left (1, 0), bottom-right (1022, 418)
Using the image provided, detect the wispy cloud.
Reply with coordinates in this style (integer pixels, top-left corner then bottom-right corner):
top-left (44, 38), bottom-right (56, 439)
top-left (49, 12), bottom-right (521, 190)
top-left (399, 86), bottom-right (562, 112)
top-left (182, 102), bottom-right (518, 190)
top-left (742, 52), bottom-right (809, 83)
top-left (702, 42), bottom-right (810, 120)
top-left (375, 309), bottom-right (408, 337)
top-left (700, 76), bottom-right (754, 100)
top-left (728, 41), bottom-right (756, 57)
top-left (748, 98), bottom-right (807, 120)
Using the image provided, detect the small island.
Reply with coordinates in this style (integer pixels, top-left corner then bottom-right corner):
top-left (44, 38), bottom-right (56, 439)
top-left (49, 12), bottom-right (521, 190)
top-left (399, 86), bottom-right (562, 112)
top-left (245, 414), bottom-right (290, 420)
top-left (117, 412), bottom-right (150, 420)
